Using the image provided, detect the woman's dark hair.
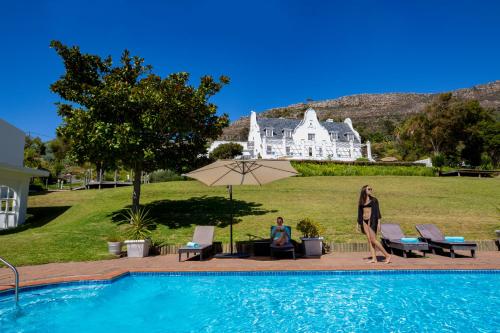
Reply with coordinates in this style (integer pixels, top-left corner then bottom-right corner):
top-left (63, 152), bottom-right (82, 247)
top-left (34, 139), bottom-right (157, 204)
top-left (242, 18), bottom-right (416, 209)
top-left (277, 216), bottom-right (284, 223)
top-left (358, 185), bottom-right (370, 206)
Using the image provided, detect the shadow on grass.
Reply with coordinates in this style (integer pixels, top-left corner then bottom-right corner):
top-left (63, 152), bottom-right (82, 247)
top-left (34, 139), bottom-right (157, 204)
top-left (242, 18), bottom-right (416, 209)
top-left (28, 190), bottom-right (51, 197)
top-left (111, 196), bottom-right (276, 229)
top-left (0, 206), bottom-right (70, 235)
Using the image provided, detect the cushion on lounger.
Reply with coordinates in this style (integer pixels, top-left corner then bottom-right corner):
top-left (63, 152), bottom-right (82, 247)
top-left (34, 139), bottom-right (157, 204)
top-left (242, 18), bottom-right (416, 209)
top-left (186, 241), bottom-right (200, 248)
top-left (400, 237), bottom-right (419, 243)
top-left (444, 236), bottom-right (464, 242)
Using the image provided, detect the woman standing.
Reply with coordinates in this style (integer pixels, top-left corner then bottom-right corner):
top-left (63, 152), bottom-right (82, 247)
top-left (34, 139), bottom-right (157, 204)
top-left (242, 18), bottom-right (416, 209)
top-left (357, 185), bottom-right (391, 263)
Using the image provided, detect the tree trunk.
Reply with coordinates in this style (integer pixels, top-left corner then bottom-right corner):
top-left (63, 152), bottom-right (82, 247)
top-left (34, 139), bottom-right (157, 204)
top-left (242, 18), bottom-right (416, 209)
top-left (132, 168), bottom-right (142, 212)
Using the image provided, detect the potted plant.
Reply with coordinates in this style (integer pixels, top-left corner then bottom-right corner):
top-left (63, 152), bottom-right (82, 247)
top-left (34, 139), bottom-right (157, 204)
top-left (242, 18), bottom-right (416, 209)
top-left (122, 207), bottom-right (156, 258)
top-left (107, 235), bottom-right (123, 256)
top-left (297, 218), bottom-right (325, 257)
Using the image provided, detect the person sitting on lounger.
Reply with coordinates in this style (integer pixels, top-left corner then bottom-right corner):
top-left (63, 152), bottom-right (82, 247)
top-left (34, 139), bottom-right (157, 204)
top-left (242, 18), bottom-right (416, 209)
top-left (272, 216), bottom-right (290, 246)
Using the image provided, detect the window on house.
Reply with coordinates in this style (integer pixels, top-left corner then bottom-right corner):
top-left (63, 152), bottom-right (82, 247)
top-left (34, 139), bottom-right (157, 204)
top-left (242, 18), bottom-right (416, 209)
top-left (308, 133), bottom-right (315, 141)
top-left (329, 131), bottom-right (338, 141)
top-left (0, 185), bottom-right (17, 229)
top-left (308, 147), bottom-right (313, 157)
top-left (266, 145), bottom-right (272, 154)
top-left (265, 128), bottom-right (273, 137)
top-left (318, 147), bottom-right (323, 157)
top-left (283, 129), bottom-right (292, 138)
top-left (0, 186), bottom-right (15, 213)
top-left (346, 133), bottom-right (354, 141)
top-left (285, 146), bottom-right (291, 155)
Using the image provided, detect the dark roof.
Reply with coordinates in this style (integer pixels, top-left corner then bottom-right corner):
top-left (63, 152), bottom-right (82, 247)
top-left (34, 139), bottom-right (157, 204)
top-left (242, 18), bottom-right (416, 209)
top-left (322, 122), bottom-right (359, 142)
top-left (256, 117), bottom-right (359, 142)
top-left (257, 118), bottom-right (301, 136)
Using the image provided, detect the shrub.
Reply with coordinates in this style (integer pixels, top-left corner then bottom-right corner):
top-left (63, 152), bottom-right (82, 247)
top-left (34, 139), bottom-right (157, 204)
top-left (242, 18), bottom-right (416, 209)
top-left (480, 153), bottom-right (494, 170)
top-left (431, 153), bottom-right (446, 169)
top-left (296, 218), bottom-right (325, 238)
top-left (210, 142), bottom-right (243, 159)
top-left (291, 161), bottom-right (435, 177)
top-left (149, 238), bottom-right (168, 255)
top-left (29, 183), bottom-right (46, 193)
top-left (121, 207), bottom-right (156, 240)
top-left (149, 169), bottom-right (184, 183)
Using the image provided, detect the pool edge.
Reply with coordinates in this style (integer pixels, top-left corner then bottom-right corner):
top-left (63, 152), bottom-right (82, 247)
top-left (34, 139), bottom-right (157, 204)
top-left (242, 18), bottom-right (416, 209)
top-left (1, 268), bottom-right (500, 297)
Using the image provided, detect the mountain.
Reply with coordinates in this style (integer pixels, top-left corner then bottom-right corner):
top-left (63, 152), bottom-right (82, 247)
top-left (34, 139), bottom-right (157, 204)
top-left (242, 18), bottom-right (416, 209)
top-left (220, 80), bottom-right (500, 141)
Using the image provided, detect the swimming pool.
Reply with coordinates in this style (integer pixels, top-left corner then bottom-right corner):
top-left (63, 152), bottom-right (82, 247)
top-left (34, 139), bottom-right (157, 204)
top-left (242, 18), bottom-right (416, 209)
top-left (1, 271), bottom-right (499, 332)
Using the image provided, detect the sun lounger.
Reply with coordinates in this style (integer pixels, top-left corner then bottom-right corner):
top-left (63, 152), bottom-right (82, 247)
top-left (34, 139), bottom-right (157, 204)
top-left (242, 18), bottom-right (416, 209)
top-left (270, 226), bottom-right (295, 259)
top-left (415, 224), bottom-right (476, 258)
top-left (178, 226), bottom-right (215, 261)
top-left (381, 223), bottom-right (429, 258)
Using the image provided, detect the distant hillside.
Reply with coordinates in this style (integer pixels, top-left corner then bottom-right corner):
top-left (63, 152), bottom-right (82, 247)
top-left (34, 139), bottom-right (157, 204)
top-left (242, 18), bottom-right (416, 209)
top-left (220, 80), bottom-right (500, 140)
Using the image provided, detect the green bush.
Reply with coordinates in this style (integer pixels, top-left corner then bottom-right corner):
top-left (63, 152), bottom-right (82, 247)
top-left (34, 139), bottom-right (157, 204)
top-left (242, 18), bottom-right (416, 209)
top-left (296, 218), bottom-right (325, 238)
top-left (210, 142), bottom-right (243, 160)
top-left (149, 169), bottom-right (184, 183)
top-left (480, 153), bottom-right (494, 170)
top-left (431, 153), bottom-right (446, 169)
top-left (29, 183), bottom-right (46, 193)
top-left (292, 161), bottom-right (436, 177)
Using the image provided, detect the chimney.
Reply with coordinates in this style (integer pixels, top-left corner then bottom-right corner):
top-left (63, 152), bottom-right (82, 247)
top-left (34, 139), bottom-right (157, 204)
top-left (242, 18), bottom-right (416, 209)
top-left (326, 119), bottom-right (334, 122)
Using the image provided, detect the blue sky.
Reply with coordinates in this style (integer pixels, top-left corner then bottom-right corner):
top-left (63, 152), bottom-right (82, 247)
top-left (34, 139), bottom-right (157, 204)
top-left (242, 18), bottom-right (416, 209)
top-left (1, 0), bottom-right (499, 140)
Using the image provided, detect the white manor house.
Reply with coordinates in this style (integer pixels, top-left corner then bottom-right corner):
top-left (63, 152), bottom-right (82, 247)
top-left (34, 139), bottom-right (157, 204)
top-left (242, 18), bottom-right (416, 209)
top-left (210, 108), bottom-right (374, 161)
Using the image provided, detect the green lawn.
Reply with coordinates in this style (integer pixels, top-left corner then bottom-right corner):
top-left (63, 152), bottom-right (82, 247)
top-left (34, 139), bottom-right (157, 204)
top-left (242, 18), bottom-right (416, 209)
top-left (1, 176), bottom-right (499, 266)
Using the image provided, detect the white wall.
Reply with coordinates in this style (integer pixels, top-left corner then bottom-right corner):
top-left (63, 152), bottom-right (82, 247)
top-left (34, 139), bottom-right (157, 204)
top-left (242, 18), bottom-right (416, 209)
top-left (292, 108), bottom-right (331, 143)
top-left (0, 118), bottom-right (25, 166)
top-left (291, 108), bottom-right (331, 158)
top-left (248, 111), bottom-right (263, 157)
top-left (0, 118), bottom-right (49, 229)
top-left (0, 170), bottom-right (30, 229)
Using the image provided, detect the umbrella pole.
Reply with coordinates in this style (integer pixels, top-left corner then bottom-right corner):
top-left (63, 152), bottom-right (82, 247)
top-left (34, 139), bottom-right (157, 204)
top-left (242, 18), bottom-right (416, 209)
top-left (229, 185), bottom-right (233, 255)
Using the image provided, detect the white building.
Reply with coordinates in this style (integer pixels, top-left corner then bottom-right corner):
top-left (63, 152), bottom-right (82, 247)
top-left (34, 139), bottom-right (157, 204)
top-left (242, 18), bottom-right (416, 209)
top-left (0, 118), bottom-right (49, 229)
top-left (211, 108), bottom-right (373, 161)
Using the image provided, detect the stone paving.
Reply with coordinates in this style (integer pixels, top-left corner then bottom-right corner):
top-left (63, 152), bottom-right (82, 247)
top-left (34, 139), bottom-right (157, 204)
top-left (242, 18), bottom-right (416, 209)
top-left (1, 251), bottom-right (499, 292)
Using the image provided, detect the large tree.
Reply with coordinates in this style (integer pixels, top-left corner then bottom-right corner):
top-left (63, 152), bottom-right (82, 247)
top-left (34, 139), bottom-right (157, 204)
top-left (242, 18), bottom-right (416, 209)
top-left (51, 41), bottom-right (229, 210)
top-left (24, 136), bottom-right (46, 168)
top-left (396, 93), bottom-right (498, 166)
top-left (209, 142), bottom-right (243, 160)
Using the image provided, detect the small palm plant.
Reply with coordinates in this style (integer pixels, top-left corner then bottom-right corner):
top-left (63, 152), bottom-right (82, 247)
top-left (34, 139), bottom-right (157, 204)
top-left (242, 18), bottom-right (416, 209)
top-left (122, 207), bottom-right (156, 240)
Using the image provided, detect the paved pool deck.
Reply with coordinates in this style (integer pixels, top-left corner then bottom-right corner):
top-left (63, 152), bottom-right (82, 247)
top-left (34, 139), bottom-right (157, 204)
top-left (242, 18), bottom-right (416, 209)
top-left (1, 251), bottom-right (499, 292)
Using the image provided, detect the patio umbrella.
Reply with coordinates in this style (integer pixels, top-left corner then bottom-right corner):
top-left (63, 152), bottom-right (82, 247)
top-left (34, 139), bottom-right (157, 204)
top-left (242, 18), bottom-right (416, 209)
top-left (184, 159), bottom-right (298, 257)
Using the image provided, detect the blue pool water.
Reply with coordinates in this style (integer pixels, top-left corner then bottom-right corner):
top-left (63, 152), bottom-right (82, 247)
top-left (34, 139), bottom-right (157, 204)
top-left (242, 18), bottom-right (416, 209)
top-left (1, 271), bottom-right (499, 333)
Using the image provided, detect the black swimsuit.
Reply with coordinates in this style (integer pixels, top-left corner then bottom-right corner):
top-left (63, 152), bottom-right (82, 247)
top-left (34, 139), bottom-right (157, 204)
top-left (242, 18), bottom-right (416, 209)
top-left (362, 201), bottom-right (372, 223)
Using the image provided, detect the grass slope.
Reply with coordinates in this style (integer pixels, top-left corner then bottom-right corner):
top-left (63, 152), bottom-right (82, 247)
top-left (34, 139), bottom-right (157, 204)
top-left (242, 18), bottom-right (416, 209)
top-left (0, 176), bottom-right (499, 266)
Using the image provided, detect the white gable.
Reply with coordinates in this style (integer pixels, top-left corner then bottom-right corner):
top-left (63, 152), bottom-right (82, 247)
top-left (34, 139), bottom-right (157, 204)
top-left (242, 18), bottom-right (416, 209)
top-left (292, 108), bottom-right (330, 143)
